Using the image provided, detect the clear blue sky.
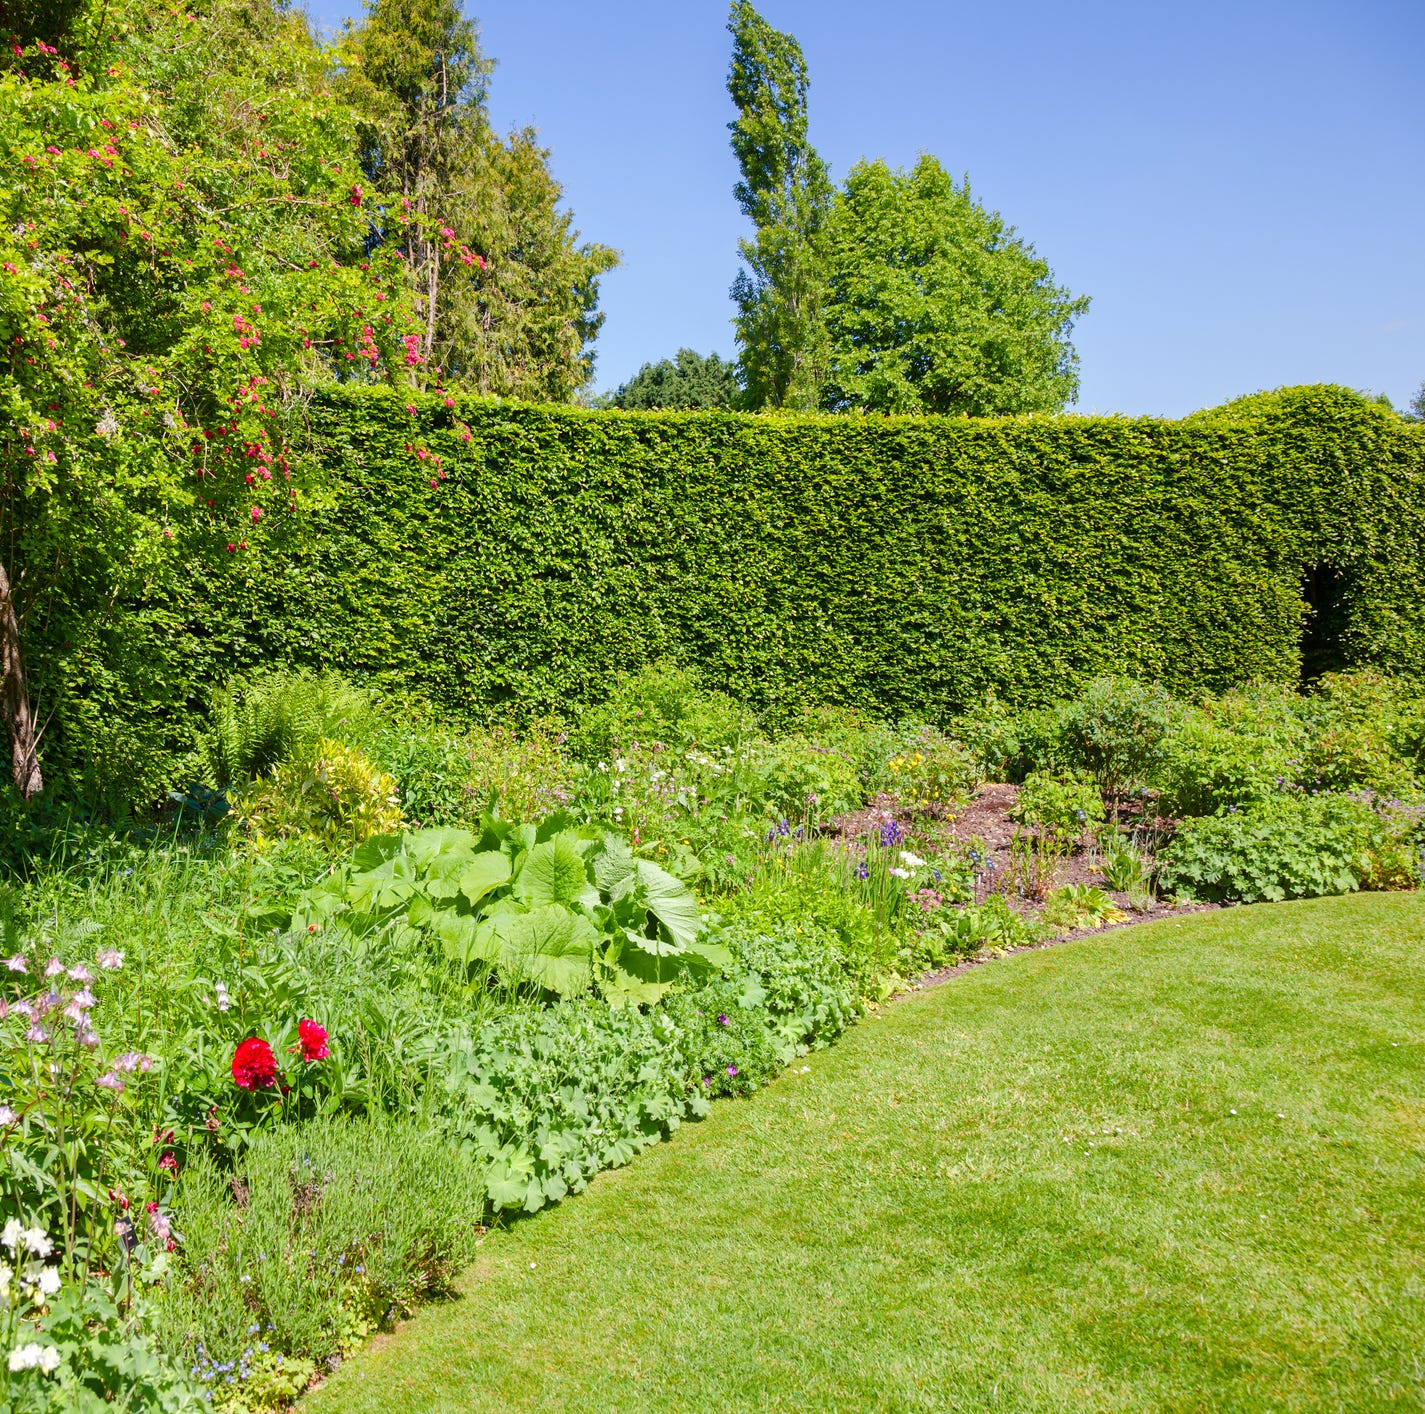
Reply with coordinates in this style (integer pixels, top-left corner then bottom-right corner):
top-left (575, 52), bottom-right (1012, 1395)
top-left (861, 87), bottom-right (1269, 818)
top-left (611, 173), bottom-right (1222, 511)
top-left (305, 0), bottom-right (1424, 416)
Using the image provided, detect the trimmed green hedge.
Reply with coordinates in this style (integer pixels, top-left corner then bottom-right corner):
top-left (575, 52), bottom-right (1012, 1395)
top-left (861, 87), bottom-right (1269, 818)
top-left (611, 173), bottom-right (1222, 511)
top-left (23, 384), bottom-right (1425, 801)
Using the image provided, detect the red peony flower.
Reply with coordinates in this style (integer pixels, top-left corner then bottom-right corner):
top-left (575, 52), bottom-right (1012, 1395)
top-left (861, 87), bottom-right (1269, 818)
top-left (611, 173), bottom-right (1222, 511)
top-left (231, 1037), bottom-right (278, 1090)
top-left (297, 1019), bottom-right (329, 1062)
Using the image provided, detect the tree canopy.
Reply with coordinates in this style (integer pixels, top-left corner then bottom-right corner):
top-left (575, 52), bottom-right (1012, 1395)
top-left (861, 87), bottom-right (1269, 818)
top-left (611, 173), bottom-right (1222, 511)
top-left (0, 0), bottom-right (615, 798)
top-left (820, 157), bottom-right (1090, 416)
top-left (602, 351), bottom-right (740, 410)
top-left (725, 1), bottom-right (831, 410)
top-left (723, 4), bottom-right (1088, 418)
top-left (338, 0), bottom-right (618, 400)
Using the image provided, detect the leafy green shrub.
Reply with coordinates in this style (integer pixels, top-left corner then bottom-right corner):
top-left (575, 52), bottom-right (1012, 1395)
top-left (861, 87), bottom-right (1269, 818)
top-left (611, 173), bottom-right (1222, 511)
top-left (1060, 676), bottom-right (1177, 797)
top-left (297, 821), bottom-right (721, 1005)
top-left (719, 916), bottom-right (860, 1046)
top-left (200, 670), bottom-right (384, 789)
top-left (1012, 771), bottom-right (1106, 840)
top-left (1154, 713), bottom-right (1297, 817)
top-left (873, 723), bottom-right (978, 812)
top-left (436, 1001), bottom-right (695, 1215)
top-left (953, 698), bottom-right (1067, 783)
top-left (569, 662), bottom-right (756, 762)
top-left (1296, 672), bottom-right (1424, 795)
top-left (1156, 794), bottom-right (1391, 903)
top-left (754, 735), bottom-right (865, 820)
top-left (158, 1117), bottom-right (486, 1378)
top-left (234, 739), bottom-right (403, 848)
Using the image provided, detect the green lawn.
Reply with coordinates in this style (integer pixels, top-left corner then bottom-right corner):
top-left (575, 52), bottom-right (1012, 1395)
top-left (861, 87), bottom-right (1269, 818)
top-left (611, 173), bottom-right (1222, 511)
top-left (310, 895), bottom-right (1425, 1413)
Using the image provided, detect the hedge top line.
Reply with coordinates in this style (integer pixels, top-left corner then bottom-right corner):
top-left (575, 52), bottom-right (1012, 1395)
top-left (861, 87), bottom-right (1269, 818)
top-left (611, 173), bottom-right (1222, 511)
top-left (312, 380), bottom-right (1422, 435)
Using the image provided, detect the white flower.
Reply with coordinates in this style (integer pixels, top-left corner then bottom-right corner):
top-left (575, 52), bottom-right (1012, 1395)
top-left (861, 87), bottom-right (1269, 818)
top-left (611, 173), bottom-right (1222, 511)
top-left (214, 982), bottom-right (231, 1013)
top-left (95, 410), bottom-right (120, 438)
top-left (0, 1105), bottom-right (16, 1126)
top-left (8, 1341), bottom-right (58, 1373)
top-left (1, 1219), bottom-right (22, 1254)
top-left (900, 851), bottom-right (926, 869)
top-left (21, 1228), bottom-right (52, 1258)
top-left (888, 867), bottom-right (912, 879)
top-left (35, 1267), bottom-right (60, 1297)
top-left (0, 1261), bottom-right (11, 1289)
top-left (95, 949), bottom-right (124, 970)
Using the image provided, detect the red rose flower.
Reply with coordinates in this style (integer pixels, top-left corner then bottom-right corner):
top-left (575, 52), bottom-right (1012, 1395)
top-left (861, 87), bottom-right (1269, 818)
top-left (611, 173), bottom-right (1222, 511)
top-left (231, 1037), bottom-right (278, 1090)
top-left (296, 1018), bottom-right (329, 1062)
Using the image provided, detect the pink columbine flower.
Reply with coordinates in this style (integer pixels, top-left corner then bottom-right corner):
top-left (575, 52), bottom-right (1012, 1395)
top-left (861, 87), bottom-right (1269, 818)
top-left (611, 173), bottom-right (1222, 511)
top-left (96, 1072), bottom-right (125, 1092)
top-left (67, 964), bottom-right (91, 983)
top-left (96, 949), bottom-right (123, 970)
top-left (43, 958), bottom-right (63, 978)
top-left (4, 955), bottom-right (27, 973)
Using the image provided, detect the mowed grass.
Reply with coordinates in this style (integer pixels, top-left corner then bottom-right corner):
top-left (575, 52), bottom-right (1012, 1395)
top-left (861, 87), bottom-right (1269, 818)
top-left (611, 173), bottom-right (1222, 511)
top-left (310, 895), bottom-right (1425, 1413)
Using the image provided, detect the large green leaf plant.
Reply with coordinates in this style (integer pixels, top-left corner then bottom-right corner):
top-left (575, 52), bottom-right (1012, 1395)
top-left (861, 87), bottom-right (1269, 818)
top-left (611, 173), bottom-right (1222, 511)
top-left (295, 813), bottom-right (728, 1004)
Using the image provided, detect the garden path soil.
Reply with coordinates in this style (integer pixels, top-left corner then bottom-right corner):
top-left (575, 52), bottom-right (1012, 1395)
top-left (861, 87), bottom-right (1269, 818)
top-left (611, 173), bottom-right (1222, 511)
top-left (828, 782), bottom-right (1218, 993)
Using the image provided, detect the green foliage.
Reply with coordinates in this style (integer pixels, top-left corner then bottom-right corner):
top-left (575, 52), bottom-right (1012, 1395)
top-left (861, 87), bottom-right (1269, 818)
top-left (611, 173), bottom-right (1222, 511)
top-left (1095, 833), bottom-right (1154, 906)
top-left (2, 1262), bottom-right (203, 1414)
top-left (435, 1000), bottom-right (696, 1215)
top-left (1156, 794), bottom-right (1398, 904)
top-left (30, 382), bottom-right (1425, 801)
top-left (874, 726), bottom-right (978, 812)
top-left (299, 821), bottom-right (720, 1004)
top-left (569, 662), bottom-right (756, 762)
top-left (1012, 771), bottom-right (1106, 840)
top-left (156, 1117), bottom-right (486, 1373)
top-left (1059, 676), bottom-right (1176, 797)
top-left (820, 155), bottom-right (1089, 415)
top-left (1040, 883), bottom-right (1127, 932)
top-left (602, 350), bottom-right (740, 411)
top-left (725, 1), bottom-right (833, 409)
top-left (235, 739), bottom-right (404, 848)
top-left (754, 735), bottom-right (864, 821)
top-left (1153, 713), bottom-right (1298, 817)
top-left (337, 0), bottom-right (617, 398)
top-left (202, 669), bottom-right (384, 789)
top-left (1297, 671), bottom-right (1425, 795)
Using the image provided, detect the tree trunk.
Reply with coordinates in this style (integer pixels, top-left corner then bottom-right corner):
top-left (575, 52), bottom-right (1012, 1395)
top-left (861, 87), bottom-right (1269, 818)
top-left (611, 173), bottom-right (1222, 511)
top-left (0, 558), bottom-right (42, 799)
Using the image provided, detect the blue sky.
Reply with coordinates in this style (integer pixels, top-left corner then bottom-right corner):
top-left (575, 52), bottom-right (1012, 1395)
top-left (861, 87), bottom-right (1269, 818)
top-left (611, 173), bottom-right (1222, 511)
top-left (305, 0), bottom-right (1425, 416)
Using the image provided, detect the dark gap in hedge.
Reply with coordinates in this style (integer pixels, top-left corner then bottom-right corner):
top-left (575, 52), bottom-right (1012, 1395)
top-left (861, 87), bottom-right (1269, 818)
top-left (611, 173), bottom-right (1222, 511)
top-left (1300, 564), bottom-right (1350, 683)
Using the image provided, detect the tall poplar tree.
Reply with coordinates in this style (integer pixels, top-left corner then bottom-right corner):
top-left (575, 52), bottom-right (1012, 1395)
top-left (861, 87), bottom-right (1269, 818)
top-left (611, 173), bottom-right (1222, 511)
top-left (725, 1), bottom-right (832, 410)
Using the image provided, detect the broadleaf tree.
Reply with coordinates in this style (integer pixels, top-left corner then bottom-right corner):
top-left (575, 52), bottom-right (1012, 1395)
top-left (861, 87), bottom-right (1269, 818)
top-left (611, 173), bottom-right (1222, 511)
top-left (0, 1), bottom-right (427, 801)
top-left (820, 156), bottom-right (1090, 415)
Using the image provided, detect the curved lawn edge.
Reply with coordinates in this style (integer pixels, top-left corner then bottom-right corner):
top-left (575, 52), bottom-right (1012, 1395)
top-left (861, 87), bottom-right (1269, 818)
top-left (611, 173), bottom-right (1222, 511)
top-left (308, 894), bottom-right (1425, 1414)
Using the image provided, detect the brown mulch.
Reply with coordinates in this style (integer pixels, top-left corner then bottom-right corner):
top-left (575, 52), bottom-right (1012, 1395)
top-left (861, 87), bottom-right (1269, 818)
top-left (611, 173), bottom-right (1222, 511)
top-left (827, 783), bottom-right (1220, 982)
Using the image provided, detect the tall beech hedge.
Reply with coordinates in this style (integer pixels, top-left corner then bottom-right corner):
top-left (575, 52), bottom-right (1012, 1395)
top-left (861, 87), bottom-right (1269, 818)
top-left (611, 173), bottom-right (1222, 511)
top-left (21, 383), bottom-right (1425, 801)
